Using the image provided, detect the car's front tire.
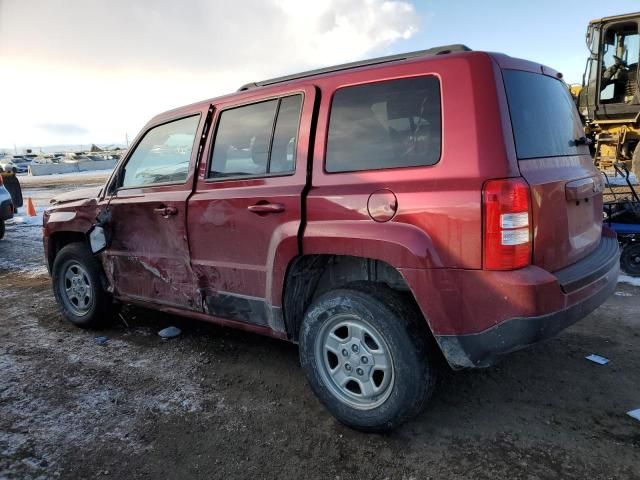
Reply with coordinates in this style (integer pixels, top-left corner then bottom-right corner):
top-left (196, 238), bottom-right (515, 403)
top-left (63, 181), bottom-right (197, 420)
top-left (299, 283), bottom-right (439, 432)
top-left (52, 242), bottom-right (114, 328)
top-left (0, 219), bottom-right (5, 240)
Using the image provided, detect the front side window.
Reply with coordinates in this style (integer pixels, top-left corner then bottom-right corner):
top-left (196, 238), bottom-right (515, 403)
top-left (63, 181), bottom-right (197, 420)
top-left (121, 115), bottom-right (200, 188)
top-left (326, 76), bottom-right (441, 173)
top-left (209, 95), bottom-right (303, 178)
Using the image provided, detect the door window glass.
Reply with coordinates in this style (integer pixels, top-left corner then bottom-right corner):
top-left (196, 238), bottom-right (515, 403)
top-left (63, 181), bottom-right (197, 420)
top-left (270, 95), bottom-right (303, 173)
top-left (325, 76), bottom-right (441, 173)
top-left (209, 95), bottom-right (302, 178)
top-left (121, 115), bottom-right (200, 188)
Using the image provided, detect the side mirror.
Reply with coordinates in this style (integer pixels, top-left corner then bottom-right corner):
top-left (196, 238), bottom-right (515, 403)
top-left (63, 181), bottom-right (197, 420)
top-left (88, 225), bottom-right (110, 254)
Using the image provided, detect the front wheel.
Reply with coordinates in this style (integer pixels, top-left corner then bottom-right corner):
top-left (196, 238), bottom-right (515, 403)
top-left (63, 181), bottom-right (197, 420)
top-left (299, 283), bottom-right (438, 432)
top-left (0, 219), bottom-right (5, 240)
top-left (52, 242), bottom-right (114, 328)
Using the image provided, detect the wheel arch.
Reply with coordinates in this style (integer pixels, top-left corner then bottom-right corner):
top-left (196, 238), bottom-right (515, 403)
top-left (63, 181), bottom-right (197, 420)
top-left (282, 254), bottom-right (431, 342)
top-left (46, 229), bottom-right (90, 271)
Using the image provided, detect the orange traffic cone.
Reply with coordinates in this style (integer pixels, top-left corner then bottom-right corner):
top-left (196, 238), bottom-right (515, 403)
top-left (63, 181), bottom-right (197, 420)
top-left (26, 197), bottom-right (37, 217)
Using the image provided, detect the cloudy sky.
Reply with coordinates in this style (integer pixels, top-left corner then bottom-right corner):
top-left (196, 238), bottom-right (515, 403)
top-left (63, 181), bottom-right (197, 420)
top-left (0, 0), bottom-right (638, 150)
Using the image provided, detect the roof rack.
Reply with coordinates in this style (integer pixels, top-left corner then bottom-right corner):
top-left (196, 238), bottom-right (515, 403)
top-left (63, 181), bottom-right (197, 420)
top-left (238, 44), bottom-right (471, 91)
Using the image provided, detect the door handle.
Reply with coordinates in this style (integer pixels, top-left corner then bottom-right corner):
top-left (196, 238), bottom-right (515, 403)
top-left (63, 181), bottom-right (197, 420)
top-left (247, 203), bottom-right (285, 214)
top-left (153, 206), bottom-right (178, 217)
top-left (565, 176), bottom-right (603, 201)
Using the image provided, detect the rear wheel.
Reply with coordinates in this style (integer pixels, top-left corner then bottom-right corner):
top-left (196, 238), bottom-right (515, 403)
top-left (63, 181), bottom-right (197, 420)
top-left (52, 242), bottom-right (114, 328)
top-left (299, 283), bottom-right (438, 432)
top-left (621, 243), bottom-right (640, 277)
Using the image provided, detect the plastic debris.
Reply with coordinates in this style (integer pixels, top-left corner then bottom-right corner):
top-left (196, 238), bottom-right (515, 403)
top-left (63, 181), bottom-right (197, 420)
top-left (585, 354), bottom-right (609, 365)
top-left (627, 409), bottom-right (640, 422)
top-left (94, 336), bottom-right (108, 346)
top-left (158, 326), bottom-right (181, 339)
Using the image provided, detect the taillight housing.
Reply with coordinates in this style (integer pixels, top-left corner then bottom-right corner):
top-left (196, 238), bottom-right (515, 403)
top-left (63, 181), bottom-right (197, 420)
top-left (0, 174), bottom-right (3, 186)
top-left (483, 178), bottom-right (532, 270)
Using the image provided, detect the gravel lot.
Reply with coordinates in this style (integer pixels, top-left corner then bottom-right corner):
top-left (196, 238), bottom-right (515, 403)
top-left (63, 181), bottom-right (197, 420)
top-left (1, 175), bottom-right (639, 479)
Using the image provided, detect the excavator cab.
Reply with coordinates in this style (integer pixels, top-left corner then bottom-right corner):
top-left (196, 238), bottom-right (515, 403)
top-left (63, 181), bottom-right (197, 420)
top-left (578, 12), bottom-right (640, 176)
top-left (580, 14), bottom-right (640, 119)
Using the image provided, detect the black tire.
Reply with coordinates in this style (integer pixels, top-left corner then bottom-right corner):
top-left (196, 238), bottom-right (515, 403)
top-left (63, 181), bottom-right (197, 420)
top-left (52, 242), bottom-right (114, 328)
top-left (0, 219), bottom-right (5, 240)
top-left (299, 283), bottom-right (438, 432)
top-left (621, 243), bottom-right (640, 277)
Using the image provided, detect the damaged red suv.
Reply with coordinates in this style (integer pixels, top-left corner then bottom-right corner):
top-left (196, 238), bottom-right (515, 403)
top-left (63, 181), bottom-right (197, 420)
top-left (44, 45), bottom-right (619, 431)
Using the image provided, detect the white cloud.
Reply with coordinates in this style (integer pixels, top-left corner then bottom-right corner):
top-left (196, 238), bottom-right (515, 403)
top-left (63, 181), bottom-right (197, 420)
top-left (0, 0), bottom-right (419, 148)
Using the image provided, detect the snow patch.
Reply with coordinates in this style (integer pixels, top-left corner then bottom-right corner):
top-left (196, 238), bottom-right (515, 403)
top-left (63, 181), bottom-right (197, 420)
top-left (19, 169), bottom-right (111, 184)
top-left (618, 274), bottom-right (640, 287)
top-left (614, 291), bottom-right (634, 297)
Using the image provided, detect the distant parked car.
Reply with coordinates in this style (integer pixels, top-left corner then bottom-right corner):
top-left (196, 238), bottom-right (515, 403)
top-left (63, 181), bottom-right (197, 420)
top-left (0, 159), bottom-right (18, 174)
top-left (9, 157), bottom-right (31, 174)
top-left (0, 174), bottom-right (14, 240)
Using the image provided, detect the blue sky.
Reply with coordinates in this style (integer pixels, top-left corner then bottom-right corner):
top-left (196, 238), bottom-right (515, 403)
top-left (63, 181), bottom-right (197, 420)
top-left (404, 0), bottom-right (640, 84)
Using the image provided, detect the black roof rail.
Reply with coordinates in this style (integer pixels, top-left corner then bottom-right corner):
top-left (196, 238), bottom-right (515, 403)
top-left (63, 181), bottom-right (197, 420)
top-left (238, 44), bottom-right (471, 91)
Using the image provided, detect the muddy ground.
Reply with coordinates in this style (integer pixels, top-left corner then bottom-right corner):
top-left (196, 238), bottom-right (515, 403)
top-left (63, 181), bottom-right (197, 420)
top-left (1, 177), bottom-right (639, 479)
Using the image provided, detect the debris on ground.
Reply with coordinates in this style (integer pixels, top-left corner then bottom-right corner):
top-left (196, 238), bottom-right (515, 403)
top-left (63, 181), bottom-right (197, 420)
top-left (118, 313), bottom-right (130, 327)
top-left (627, 409), bottom-right (640, 422)
top-left (585, 354), bottom-right (609, 365)
top-left (94, 336), bottom-right (108, 346)
top-left (158, 326), bottom-right (181, 339)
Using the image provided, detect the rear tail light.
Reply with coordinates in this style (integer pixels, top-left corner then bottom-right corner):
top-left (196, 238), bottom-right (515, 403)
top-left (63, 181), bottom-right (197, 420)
top-left (483, 178), bottom-right (532, 270)
top-left (0, 174), bottom-right (3, 186)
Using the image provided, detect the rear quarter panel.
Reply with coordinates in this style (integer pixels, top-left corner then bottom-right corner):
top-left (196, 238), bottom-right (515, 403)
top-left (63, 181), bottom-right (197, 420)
top-left (305, 52), bottom-right (519, 269)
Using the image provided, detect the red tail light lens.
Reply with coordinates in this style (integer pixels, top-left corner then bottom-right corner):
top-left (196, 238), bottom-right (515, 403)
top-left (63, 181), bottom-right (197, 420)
top-left (0, 174), bottom-right (3, 186)
top-left (483, 178), bottom-right (532, 270)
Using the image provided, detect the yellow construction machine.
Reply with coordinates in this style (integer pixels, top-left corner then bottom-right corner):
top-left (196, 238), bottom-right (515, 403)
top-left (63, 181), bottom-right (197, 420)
top-left (574, 12), bottom-right (640, 177)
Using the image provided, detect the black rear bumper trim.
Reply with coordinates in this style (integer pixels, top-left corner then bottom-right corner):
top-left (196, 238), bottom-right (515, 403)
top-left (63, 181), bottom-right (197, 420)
top-left (553, 234), bottom-right (619, 293)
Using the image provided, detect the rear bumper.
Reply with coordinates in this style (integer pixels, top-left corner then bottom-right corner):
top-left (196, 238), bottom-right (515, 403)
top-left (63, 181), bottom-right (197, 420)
top-left (434, 261), bottom-right (617, 368)
top-left (401, 231), bottom-right (620, 369)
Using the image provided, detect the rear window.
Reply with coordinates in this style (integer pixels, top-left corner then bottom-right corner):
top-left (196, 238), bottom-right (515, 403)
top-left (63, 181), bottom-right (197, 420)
top-left (326, 76), bottom-right (441, 173)
top-left (503, 70), bottom-right (588, 159)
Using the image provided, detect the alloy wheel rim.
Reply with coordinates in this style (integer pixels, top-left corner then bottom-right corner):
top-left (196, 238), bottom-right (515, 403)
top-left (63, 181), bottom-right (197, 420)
top-left (60, 262), bottom-right (94, 316)
top-left (315, 314), bottom-right (394, 410)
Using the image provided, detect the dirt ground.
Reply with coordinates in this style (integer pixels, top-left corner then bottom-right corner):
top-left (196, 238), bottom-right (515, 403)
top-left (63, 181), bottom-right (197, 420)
top-left (1, 177), bottom-right (639, 479)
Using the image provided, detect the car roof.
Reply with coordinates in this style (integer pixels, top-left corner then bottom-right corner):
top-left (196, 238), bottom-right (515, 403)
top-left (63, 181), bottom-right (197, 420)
top-left (147, 47), bottom-right (561, 126)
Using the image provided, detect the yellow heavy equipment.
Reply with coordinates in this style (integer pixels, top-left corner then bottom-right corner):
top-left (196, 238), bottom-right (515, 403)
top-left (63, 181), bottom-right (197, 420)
top-left (574, 12), bottom-right (640, 177)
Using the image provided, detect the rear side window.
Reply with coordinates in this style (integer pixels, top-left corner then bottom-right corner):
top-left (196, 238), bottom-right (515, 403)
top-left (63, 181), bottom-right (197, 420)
top-left (503, 70), bottom-right (588, 159)
top-left (326, 76), bottom-right (441, 173)
top-left (210, 95), bottom-right (302, 178)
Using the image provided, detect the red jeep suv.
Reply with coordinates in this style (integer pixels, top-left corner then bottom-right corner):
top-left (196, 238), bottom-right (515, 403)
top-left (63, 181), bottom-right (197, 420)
top-left (44, 45), bottom-right (619, 431)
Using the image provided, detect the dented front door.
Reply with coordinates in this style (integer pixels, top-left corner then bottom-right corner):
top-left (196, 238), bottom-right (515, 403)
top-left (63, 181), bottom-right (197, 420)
top-left (100, 114), bottom-right (203, 310)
